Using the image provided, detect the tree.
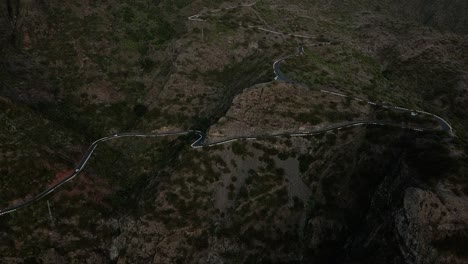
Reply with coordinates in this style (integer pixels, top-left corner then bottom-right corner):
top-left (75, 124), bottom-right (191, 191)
top-left (5, 0), bottom-right (21, 44)
top-left (133, 104), bottom-right (148, 117)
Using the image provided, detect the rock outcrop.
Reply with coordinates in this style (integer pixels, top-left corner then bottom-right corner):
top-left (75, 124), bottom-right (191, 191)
top-left (396, 186), bottom-right (468, 264)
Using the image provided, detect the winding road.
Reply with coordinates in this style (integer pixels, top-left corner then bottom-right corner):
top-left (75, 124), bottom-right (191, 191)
top-left (0, 3), bottom-right (454, 216)
top-left (273, 46), bottom-right (454, 133)
top-left (0, 117), bottom-right (445, 216)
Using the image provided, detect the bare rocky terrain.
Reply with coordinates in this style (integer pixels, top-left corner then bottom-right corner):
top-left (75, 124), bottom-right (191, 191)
top-left (1, 0), bottom-right (468, 263)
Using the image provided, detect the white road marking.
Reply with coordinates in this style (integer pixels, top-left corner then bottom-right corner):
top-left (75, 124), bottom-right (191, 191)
top-left (320, 90), bottom-right (347, 97)
top-left (394, 106), bottom-right (409, 111)
top-left (291, 133), bottom-right (305, 137)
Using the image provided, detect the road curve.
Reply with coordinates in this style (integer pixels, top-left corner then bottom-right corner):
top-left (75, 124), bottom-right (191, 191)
top-left (0, 118), bottom-right (445, 216)
top-left (273, 46), bottom-right (454, 135)
top-left (0, 131), bottom-right (192, 216)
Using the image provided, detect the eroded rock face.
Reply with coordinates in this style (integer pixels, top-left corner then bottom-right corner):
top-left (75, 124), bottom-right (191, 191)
top-left (207, 82), bottom-right (370, 142)
top-left (395, 186), bottom-right (468, 264)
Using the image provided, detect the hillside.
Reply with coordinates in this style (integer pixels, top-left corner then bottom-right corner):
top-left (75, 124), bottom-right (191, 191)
top-left (385, 0), bottom-right (468, 34)
top-left (1, 0), bottom-right (467, 263)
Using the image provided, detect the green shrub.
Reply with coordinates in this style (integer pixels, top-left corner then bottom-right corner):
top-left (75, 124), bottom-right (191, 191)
top-left (298, 154), bottom-right (314, 173)
top-left (232, 141), bottom-right (248, 156)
